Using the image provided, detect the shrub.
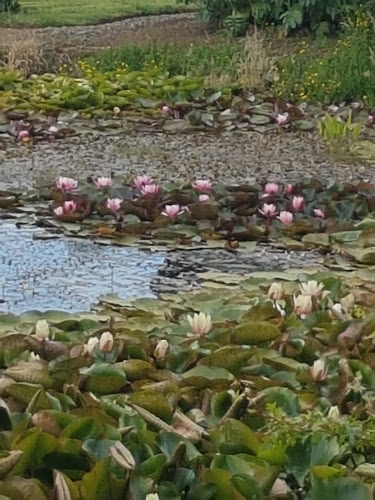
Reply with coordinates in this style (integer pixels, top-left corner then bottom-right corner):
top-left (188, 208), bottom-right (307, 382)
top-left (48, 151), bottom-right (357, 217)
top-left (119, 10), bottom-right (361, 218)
top-left (0, 0), bottom-right (20, 12)
top-left (180, 0), bottom-right (375, 34)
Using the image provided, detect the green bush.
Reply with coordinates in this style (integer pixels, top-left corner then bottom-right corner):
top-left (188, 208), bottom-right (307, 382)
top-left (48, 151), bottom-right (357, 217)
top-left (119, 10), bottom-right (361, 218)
top-left (180, 0), bottom-right (375, 34)
top-left (273, 13), bottom-right (375, 105)
top-left (0, 0), bottom-right (20, 12)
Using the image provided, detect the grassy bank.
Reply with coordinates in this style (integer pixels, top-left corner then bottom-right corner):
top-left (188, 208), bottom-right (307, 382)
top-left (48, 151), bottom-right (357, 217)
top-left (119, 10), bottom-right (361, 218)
top-left (0, 0), bottom-right (195, 27)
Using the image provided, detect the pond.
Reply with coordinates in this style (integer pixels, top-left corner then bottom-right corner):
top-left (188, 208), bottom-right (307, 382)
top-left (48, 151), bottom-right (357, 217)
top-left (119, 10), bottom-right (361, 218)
top-left (0, 223), bottom-right (165, 314)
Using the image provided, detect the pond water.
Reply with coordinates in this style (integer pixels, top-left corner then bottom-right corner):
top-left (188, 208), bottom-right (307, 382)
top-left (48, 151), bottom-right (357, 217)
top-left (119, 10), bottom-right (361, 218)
top-left (0, 223), bottom-right (165, 314)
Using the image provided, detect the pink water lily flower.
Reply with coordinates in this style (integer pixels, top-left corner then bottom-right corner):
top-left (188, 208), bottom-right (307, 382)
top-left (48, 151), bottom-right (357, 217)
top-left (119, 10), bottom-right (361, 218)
top-left (53, 206), bottom-right (64, 216)
top-left (63, 201), bottom-right (77, 213)
top-left (106, 198), bottom-right (123, 212)
top-left (264, 182), bottom-right (279, 195)
top-left (141, 183), bottom-right (161, 196)
top-left (162, 204), bottom-right (184, 219)
top-left (161, 105), bottom-right (171, 115)
top-left (276, 113), bottom-right (288, 125)
top-left (17, 130), bottom-right (30, 142)
top-left (292, 196), bottom-right (304, 211)
top-left (94, 176), bottom-right (112, 189)
top-left (314, 208), bottom-right (325, 219)
top-left (259, 203), bottom-right (277, 217)
top-left (56, 177), bottom-right (78, 192)
top-left (277, 211), bottom-right (293, 225)
top-left (134, 175), bottom-right (153, 190)
top-left (199, 194), bottom-right (210, 203)
top-left (285, 184), bottom-right (294, 195)
top-left (192, 180), bottom-right (212, 191)
top-left (328, 104), bottom-right (339, 114)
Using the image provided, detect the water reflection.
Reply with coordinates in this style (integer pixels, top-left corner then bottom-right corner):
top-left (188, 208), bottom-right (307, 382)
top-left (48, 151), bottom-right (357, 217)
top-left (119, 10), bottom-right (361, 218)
top-left (0, 224), bottom-right (165, 314)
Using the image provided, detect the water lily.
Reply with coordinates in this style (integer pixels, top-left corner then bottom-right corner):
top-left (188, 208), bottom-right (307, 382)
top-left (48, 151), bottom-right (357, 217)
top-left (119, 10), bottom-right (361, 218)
top-left (328, 406), bottom-right (340, 420)
top-left (134, 175), bottom-right (153, 190)
top-left (328, 104), bottom-right (339, 113)
top-left (285, 183), bottom-right (294, 194)
top-left (192, 180), bottom-right (212, 191)
top-left (63, 201), bottom-right (77, 213)
top-left (310, 358), bottom-right (329, 381)
top-left (29, 352), bottom-right (41, 361)
top-left (56, 177), bottom-right (78, 192)
top-left (259, 203), bottom-right (277, 217)
top-left (368, 114), bottom-right (375, 125)
top-left (161, 105), bottom-right (171, 115)
top-left (314, 208), bottom-right (325, 219)
top-left (94, 176), bottom-right (112, 189)
top-left (154, 339), bottom-right (169, 359)
top-left (264, 182), bottom-right (279, 195)
top-left (292, 196), bottom-right (304, 211)
top-left (276, 113), bottom-right (288, 125)
top-left (187, 312), bottom-right (212, 336)
top-left (106, 198), bottom-right (123, 212)
top-left (268, 282), bottom-right (284, 301)
top-left (277, 211), bottom-right (293, 225)
top-left (162, 204), bottom-right (184, 219)
top-left (34, 320), bottom-right (50, 341)
top-left (199, 194), bottom-right (210, 203)
top-left (99, 331), bottom-right (114, 352)
top-left (17, 130), bottom-right (30, 142)
top-left (141, 183), bottom-right (161, 196)
top-left (53, 206), bottom-right (64, 216)
top-left (293, 294), bottom-right (313, 318)
top-left (300, 280), bottom-right (325, 297)
top-left (145, 495), bottom-right (159, 500)
top-left (83, 337), bottom-right (99, 355)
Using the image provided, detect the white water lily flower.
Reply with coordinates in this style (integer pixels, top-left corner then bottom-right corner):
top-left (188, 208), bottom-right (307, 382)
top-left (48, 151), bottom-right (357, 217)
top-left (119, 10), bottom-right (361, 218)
top-left (154, 339), bottom-right (169, 360)
top-left (310, 359), bottom-right (329, 381)
top-left (293, 294), bottom-right (313, 318)
top-left (34, 320), bottom-right (50, 341)
top-left (83, 337), bottom-right (99, 355)
top-left (268, 282), bottom-right (284, 301)
top-left (99, 331), bottom-right (114, 352)
top-left (299, 280), bottom-right (325, 297)
top-left (187, 312), bottom-right (212, 336)
top-left (328, 406), bottom-right (340, 421)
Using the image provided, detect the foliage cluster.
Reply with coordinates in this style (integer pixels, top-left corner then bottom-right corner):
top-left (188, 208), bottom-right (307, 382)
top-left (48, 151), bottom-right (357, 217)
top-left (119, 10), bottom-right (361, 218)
top-left (180, 0), bottom-right (375, 35)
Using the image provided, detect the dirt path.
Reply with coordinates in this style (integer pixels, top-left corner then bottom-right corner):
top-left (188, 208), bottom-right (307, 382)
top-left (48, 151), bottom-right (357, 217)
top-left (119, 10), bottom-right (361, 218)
top-left (0, 12), bottom-right (208, 49)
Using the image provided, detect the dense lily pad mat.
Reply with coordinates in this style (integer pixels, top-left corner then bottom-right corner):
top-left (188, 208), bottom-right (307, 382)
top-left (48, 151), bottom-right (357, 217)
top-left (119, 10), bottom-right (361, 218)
top-left (2, 176), bottom-right (375, 262)
top-left (0, 266), bottom-right (375, 498)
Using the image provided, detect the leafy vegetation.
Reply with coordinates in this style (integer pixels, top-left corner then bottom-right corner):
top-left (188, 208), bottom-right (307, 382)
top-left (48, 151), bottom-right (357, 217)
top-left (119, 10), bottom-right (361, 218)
top-left (0, 0), bottom-right (193, 27)
top-left (84, 38), bottom-right (240, 77)
top-left (273, 12), bottom-right (375, 105)
top-left (0, 0), bottom-right (19, 13)
top-left (180, 0), bottom-right (375, 34)
top-left (1, 195), bottom-right (375, 496)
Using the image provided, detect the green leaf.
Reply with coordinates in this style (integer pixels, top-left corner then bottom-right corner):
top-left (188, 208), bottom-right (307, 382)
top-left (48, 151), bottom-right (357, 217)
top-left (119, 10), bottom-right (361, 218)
top-left (61, 418), bottom-right (102, 440)
top-left (81, 458), bottom-right (125, 500)
top-left (231, 322), bottom-right (281, 345)
top-left (308, 477), bottom-right (372, 500)
top-left (11, 428), bottom-right (58, 474)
